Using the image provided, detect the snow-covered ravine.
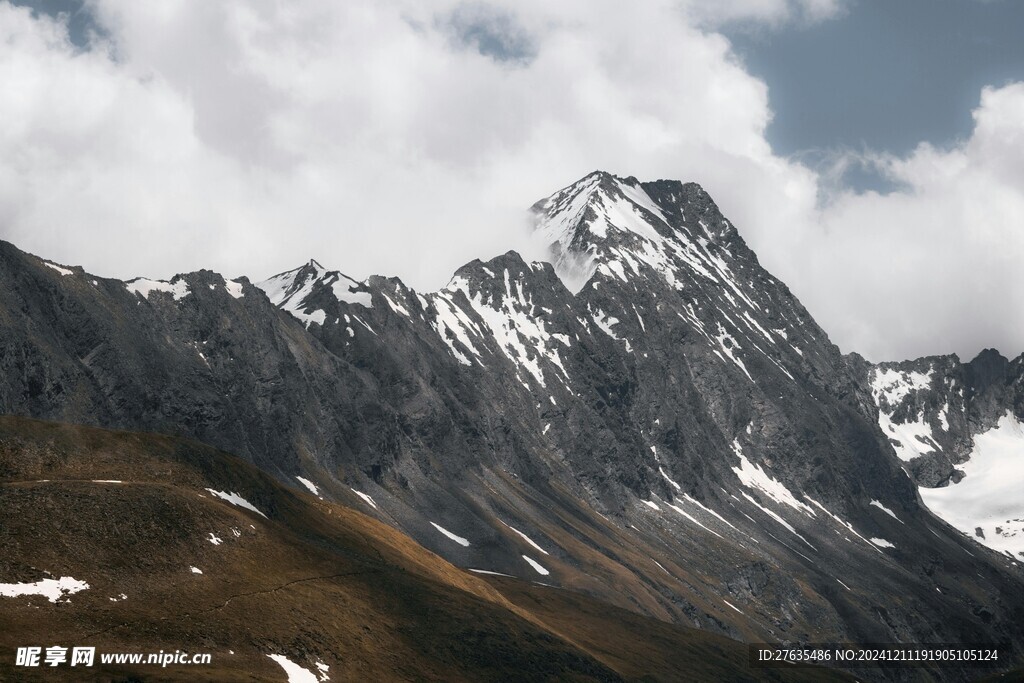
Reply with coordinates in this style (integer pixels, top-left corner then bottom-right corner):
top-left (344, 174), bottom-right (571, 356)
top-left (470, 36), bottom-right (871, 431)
top-left (919, 413), bottom-right (1024, 559)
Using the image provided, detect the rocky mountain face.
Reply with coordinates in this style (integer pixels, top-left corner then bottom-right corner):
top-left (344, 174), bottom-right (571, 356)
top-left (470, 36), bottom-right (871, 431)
top-left (853, 350), bottom-right (1024, 560)
top-left (1, 171), bottom-right (1023, 679)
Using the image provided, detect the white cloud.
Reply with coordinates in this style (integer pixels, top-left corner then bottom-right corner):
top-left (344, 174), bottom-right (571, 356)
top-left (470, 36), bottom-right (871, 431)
top-left (0, 0), bottom-right (787, 285)
top-left (0, 1), bottom-right (1020, 362)
top-left (784, 83), bottom-right (1024, 362)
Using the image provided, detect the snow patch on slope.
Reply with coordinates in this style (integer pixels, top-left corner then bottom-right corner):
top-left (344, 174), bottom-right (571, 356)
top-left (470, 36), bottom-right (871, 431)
top-left (591, 309), bottom-right (624, 344)
top-left (330, 276), bottom-right (372, 308)
top-left (296, 477), bottom-right (321, 498)
top-left (446, 270), bottom-right (571, 388)
top-left (682, 493), bottom-right (742, 533)
top-left (740, 492), bottom-right (815, 550)
top-left (431, 522), bottom-right (470, 547)
top-left (126, 277), bottom-right (190, 301)
top-left (871, 366), bottom-right (942, 461)
top-left (919, 413), bottom-right (1024, 557)
top-left (715, 324), bottom-right (753, 381)
top-left (878, 411), bottom-right (938, 461)
top-left (805, 496), bottom-right (883, 555)
top-left (522, 555), bottom-right (550, 576)
top-left (723, 599), bottom-right (743, 614)
top-left (666, 502), bottom-right (723, 539)
top-left (351, 489), bottom-right (378, 510)
top-left (731, 441), bottom-right (815, 516)
top-left (871, 367), bottom-right (933, 406)
top-left (659, 467), bottom-right (682, 491)
top-left (0, 576), bottom-right (89, 602)
top-left (267, 654), bottom-right (319, 683)
top-left (43, 261), bottom-right (73, 276)
top-left (224, 279), bottom-right (245, 298)
top-left (501, 521), bottom-right (549, 555)
top-left (428, 293), bottom-right (484, 366)
top-left (870, 500), bottom-right (903, 524)
top-left (205, 489), bottom-right (267, 518)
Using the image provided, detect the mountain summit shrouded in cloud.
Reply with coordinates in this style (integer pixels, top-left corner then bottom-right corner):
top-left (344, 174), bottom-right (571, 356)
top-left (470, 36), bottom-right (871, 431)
top-left (1, 0), bottom-right (1022, 362)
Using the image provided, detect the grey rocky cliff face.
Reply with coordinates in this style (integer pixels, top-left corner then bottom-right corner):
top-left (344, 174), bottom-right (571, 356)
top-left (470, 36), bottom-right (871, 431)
top-left (2, 172), bottom-right (1023, 676)
top-left (858, 349), bottom-right (1024, 487)
top-left (855, 347), bottom-right (1024, 571)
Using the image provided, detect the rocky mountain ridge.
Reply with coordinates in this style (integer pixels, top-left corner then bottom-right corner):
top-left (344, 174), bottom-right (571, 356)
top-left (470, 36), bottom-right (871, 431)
top-left (1, 171), bottom-right (1022, 679)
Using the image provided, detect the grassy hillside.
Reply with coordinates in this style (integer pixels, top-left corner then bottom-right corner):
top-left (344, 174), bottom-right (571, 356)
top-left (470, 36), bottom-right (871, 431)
top-left (0, 416), bottom-right (846, 682)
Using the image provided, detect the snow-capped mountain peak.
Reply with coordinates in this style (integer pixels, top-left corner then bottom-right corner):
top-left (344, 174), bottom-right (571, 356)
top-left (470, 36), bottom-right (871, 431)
top-left (528, 171), bottom-right (823, 392)
top-left (259, 260), bottom-right (325, 307)
top-left (257, 259), bottom-right (371, 326)
top-left (532, 171), bottom-right (672, 291)
top-left (531, 171), bottom-right (751, 297)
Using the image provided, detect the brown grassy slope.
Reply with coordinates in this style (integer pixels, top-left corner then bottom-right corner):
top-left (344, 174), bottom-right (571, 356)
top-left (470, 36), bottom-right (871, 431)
top-left (480, 575), bottom-right (854, 683)
top-left (0, 416), bottom-right (847, 682)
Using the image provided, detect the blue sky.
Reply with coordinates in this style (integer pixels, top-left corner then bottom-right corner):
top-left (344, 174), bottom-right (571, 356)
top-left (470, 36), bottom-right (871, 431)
top-left (730, 1), bottom-right (1024, 155)
top-left (726, 0), bottom-right (1024, 192)
top-left (11, 0), bottom-right (98, 45)
top-left (1, 0), bottom-right (1022, 361)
